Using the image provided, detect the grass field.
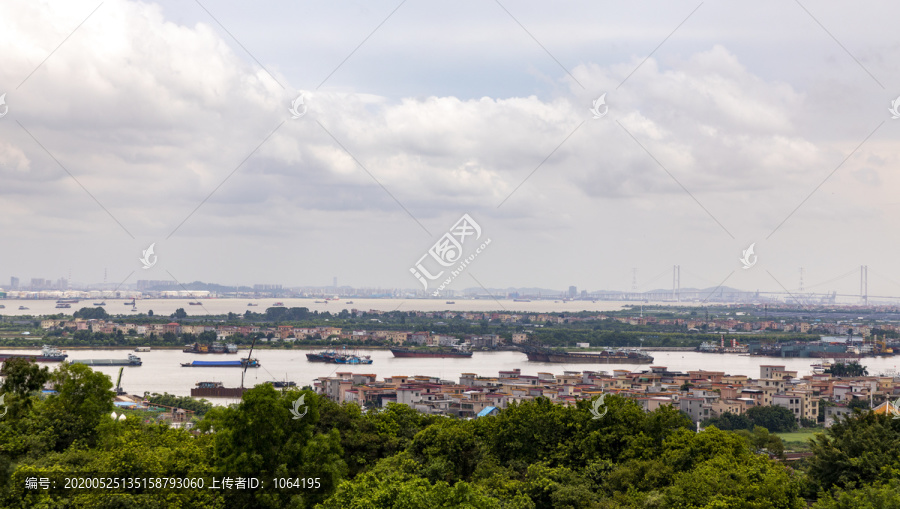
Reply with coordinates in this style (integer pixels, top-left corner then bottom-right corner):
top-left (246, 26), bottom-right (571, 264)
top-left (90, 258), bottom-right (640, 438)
top-left (776, 429), bottom-right (825, 450)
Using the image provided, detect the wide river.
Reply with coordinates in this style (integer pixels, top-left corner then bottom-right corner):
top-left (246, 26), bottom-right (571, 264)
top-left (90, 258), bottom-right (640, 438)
top-left (0, 298), bottom-right (689, 317)
top-left (4, 348), bottom-right (898, 405)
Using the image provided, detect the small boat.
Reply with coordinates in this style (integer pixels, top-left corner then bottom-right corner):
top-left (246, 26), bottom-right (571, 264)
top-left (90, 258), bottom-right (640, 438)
top-left (346, 301), bottom-right (354, 304)
top-left (124, 299), bottom-right (136, 306)
top-left (93, 302), bottom-right (106, 306)
top-left (18, 306), bottom-right (29, 310)
top-left (0, 305), bottom-right (5, 309)
top-left (247, 303), bottom-right (258, 306)
top-left (513, 299), bottom-right (531, 302)
top-left (314, 300), bottom-right (327, 304)
top-left (273, 302), bottom-right (284, 307)
top-left (188, 302), bottom-right (202, 305)
top-left (446, 301), bottom-right (455, 304)
top-left (55, 303), bottom-right (71, 309)
top-left (56, 299), bottom-right (79, 304)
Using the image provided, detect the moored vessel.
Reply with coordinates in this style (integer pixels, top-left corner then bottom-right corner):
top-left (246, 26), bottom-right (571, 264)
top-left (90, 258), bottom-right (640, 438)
top-left (70, 353), bottom-right (142, 366)
top-left (183, 342), bottom-right (238, 354)
top-left (0, 345), bottom-right (68, 362)
top-left (390, 346), bottom-right (473, 359)
top-left (522, 346), bottom-right (653, 364)
top-left (181, 359), bottom-right (259, 368)
top-left (190, 381), bottom-right (248, 397)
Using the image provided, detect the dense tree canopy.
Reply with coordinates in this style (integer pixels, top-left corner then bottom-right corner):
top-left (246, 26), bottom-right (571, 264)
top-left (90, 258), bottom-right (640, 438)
top-left (0, 360), bottom-right (895, 507)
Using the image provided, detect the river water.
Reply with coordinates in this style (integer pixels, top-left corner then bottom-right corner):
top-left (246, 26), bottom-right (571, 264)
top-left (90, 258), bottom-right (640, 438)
top-left (4, 348), bottom-right (897, 404)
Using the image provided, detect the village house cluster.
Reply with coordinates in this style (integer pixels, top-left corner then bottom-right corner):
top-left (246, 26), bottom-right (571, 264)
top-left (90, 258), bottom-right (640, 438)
top-left (39, 317), bottom-right (517, 346)
top-left (314, 365), bottom-right (900, 425)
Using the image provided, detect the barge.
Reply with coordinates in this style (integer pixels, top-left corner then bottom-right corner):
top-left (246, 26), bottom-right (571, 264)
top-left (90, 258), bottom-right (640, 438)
top-left (70, 353), bottom-right (143, 366)
top-left (0, 345), bottom-right (68, 363)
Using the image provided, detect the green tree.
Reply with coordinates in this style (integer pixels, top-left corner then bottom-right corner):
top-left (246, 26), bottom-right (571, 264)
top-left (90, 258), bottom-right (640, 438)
top-left (806, 412), bottom-right (900, 492)
top-left (0, 358), bottom-right (50, 419)
top-left (172, 307), bottom-right (187, 319)
top-left (745, 405), bottom-right (798, 432)
top-left (199, 385), bottom-right (346, 507)
top-left (38, 363), bottom-right (115, 450)
top-left (72, 307), bottom-right (109, 320)
top-left (702, 411), bottom-right (753, 431)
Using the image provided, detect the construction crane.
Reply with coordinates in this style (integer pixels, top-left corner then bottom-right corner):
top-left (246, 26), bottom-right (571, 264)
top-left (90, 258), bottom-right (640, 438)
top-left (241, 337), bottom-right (258, 390)
top-left (115, 367), bottom-right (125, 395)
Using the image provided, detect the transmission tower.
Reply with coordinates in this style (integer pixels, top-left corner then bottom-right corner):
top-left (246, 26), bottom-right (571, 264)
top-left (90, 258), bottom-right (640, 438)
top-left (860, 265), bottom-right (868, 306)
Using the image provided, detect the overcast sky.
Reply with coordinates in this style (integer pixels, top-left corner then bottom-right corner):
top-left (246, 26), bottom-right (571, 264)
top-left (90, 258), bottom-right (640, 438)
top-left (2, 0), bottom-right (900, 297)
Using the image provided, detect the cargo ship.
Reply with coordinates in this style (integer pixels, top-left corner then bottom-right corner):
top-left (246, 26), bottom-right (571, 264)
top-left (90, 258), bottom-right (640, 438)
top-left (55, 303), bottom-right (71, 308)
top-left (522, 346), bottom-right (653, 364)
top-left (307, 347), bottom-right (373, 364)
top-left (183, 342), bottom-right (238, 354)
top-left (390, 347), bottom-right (473, 359)
top-left (181, 359), bottom-right (259, 368)
top-left (0, 345), bottom-right (68, 362)
top-left (190, 381), bottom-right (248, 398)
top-left (56, 299), bottom-right (79, 304)
top-left (70, 353), bottom-right (142, 366)
top-left (306, 349), bottom-right (337, 362)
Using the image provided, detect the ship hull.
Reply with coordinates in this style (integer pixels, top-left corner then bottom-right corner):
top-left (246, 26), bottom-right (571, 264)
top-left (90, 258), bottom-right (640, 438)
top-left (71, 359), bottom-right (142, 366)
top-left (191, 387), bottom-right (248, 397)
top-left (390, 349), bottom-right (473, 358)
top-left (181, 361), bottom-right (259, 368)
top-left (524, 352), bottom-right (652, 364)
top-left (0, 353), bottom-right (67, 362)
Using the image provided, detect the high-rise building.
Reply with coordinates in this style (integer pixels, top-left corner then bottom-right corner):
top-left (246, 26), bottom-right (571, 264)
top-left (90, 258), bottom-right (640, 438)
top-left (568, 286), bottom-right (577, 298)
top-left (9, 276), bottom-right (19, 289)
top-left (253, 284), bottom-right (282, 291)
top-left (57, 278), bottom-right (68, 290)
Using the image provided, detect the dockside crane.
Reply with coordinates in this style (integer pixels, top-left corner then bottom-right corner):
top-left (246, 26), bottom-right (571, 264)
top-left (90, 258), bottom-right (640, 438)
top-left (241, 337), bottom-right (258, 390)
top-left (115, 367), bottom-right (125, 395)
